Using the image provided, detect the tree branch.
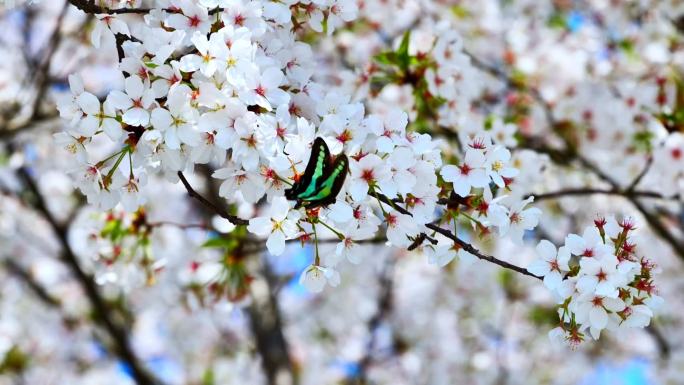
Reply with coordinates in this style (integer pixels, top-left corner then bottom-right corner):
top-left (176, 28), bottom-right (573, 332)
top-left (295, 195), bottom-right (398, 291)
top-left (529, 188), bottom-right (674, 202)
top-left (177, 171), bottom-right (249, 226)
top-left (68, 0), bottom-right (153, 14)
top-left (3, 259), bottom-right (63, 309)
top-left (465, 49), bottom-right (684, 262)
top-left (370, 192), bottom-right (542, 280)
top-left (348, 256), bottom-right (395, 384)
top-left (68, 0), bottom-right (223, 15)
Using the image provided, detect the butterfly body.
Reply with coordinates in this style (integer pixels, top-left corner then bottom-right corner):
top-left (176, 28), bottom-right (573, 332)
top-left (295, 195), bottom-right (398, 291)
top-left (285, 137), bottom-right (348, 209)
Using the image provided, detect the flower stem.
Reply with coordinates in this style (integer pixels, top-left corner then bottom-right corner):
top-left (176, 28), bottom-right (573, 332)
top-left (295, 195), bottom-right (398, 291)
top-left (312, 223), bottom-right (320, 265)
top-left (318, 219), bottom-right (345, 240)
top-left (105, 146), bottom-right (129, 181)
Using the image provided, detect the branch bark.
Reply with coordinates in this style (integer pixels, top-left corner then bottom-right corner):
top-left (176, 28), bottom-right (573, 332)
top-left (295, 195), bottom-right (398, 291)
top-left (370, 192), bottom-right (542, 280)
top-left (348, 256), bottom-right (395, 385)
top-left (191, 166), bottom-right (296, 385)
top-left (529, 188), bottom-right (675, 202)
top-left (465, 49), bottom-right (684, 262)
top-left (177, 171), bottom-right (249, 226)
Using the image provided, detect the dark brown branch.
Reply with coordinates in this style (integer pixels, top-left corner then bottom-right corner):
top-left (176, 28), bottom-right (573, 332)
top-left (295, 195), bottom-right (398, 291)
top-left (370, 192), bottom-right (542, 280)
top-left (528, 188), bottom-right (673, 202)
top-left (30, 1), bottom-right (69, 121)
top-left (349, 256), bottom-right (395, 384)
top-left (630, 198), bottom-right (684, 256)
top-left (68, 0), bottom-right (154, 14)
top-left (248, 263), bottom-right (296, 385)
top-left (191, 165), bottom-right (295, 385)
top-left (466, 50), bottom-right (684, 262)
top-left (68, 1), bottom-right (223, 15)
top-left (626, 156), bottom-right (653, 192)
top-left (3, 259), bottom-right (62, 309)
top-left (646, 323), bottom-right (671, 359)
top-left (177, 171), bottom-right (249, 226)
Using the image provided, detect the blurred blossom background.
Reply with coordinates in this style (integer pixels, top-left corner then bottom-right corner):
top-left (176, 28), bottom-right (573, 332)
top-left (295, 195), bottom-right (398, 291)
top-left (0, 0), bottom-right (683, 385)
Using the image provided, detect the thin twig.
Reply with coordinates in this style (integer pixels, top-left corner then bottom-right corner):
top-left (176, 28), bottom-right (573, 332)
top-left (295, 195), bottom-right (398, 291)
top-left (528, 188), bottom-right (673, 202)
top-left (177, 171), bottom-right (249, 226)
top-left (465, 49), bottom-right (684, 262)
top-left (370, 192), bottom-right (542, 280)
top-left (626, 156), bottom-right (653, 192)
top-left (68, 0), bottom-right (223, 15)
top-left (30, 1), bottom-right (70, 120)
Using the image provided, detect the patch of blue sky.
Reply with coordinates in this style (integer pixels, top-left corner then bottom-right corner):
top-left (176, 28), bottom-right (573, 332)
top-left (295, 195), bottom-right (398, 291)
top-left (566, 10), bottom-right (585, 32)
top-left (147, 355), bottom-right (184, 384)
top-left (116, 355), bottom-right (184, 384)
top-left (334, 360), bottom-right (360, 378)
top-left (269, 243), bottom-right (314, 296)
top-left (578, 358), bottom-right (651, 385)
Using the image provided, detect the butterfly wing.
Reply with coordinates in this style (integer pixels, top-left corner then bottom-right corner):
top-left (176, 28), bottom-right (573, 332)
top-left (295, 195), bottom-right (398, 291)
top-left (285, 137), bottom-right (330, 201)
top-left (297, 154), bottom-right (349, 209)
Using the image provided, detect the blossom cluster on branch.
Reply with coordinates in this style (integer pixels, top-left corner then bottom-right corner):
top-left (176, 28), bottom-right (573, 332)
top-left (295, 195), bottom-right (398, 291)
top-left (46, 0), bottom-right (677, 353)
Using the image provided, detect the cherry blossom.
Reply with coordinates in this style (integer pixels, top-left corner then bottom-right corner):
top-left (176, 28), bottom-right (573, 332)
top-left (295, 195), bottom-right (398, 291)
top-left (527, 240), bottom-right (570, 291)
top-left (247, 197), bottom-right (300, 255)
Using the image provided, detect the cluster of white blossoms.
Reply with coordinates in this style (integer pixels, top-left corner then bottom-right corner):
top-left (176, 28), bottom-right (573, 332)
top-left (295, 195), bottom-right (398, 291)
top-left (50, 0), bottom-right (666, 350)
top-left (528, 217), bottom-right (662, 347)
top-left (54, 0), bottom-right (530, 291)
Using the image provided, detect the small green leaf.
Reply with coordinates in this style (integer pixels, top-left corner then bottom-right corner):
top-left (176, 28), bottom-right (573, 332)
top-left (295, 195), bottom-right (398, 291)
top-left (397, 30), bottom-right (411, 71)
top-left (0, 345), bottom-right (29, 374)
top-left (201, 237), bottom-right (233, 249)
top-left (450, 5), bottom-right (470, 19)
top-left (202, 368), bottom-right (215, 385)
top-left (373, 52), bottom-right (397, 66)
top-left (528, 305), bottom-right (560, 326)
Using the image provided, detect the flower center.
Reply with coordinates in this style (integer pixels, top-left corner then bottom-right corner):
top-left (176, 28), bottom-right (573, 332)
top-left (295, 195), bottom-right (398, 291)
top-left (188, 15), bottom-right (201, 27)
top-left (255, 85), bottom-right (266, 97)
top-left (361, 169), bottom-right (374, 182)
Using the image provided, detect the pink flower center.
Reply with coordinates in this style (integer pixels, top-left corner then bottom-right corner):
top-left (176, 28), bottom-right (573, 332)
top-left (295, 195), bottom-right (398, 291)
top-left (470, 138), bottom-right (486, 149)
top-left (336, 130), bottom-right (352, 144)
top-left (255, 85), bottom-right (266, 97)
top-left (353, 208), bottom-right (363, 220)
top-left (458, 163), bottom-right (472, 176)
top-left (596, 270), bottom-right (607, 281)
top-left (549, 260), bottom-right (559, 271)
top-left (385, 213), bottom-right (397, 226)
top-left (361, 169), bottom-right (374, 182)
top-left (188, 15), bottom-right (201, 27)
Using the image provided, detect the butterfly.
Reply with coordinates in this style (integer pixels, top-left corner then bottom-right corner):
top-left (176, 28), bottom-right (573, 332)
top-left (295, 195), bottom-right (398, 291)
top-left (285, 137), bottom-right (349, 209)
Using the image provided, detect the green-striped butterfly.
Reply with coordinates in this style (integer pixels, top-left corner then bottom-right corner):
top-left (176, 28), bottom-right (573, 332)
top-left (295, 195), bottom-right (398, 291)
top-left (285, 137), bottom-right (349, 209)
